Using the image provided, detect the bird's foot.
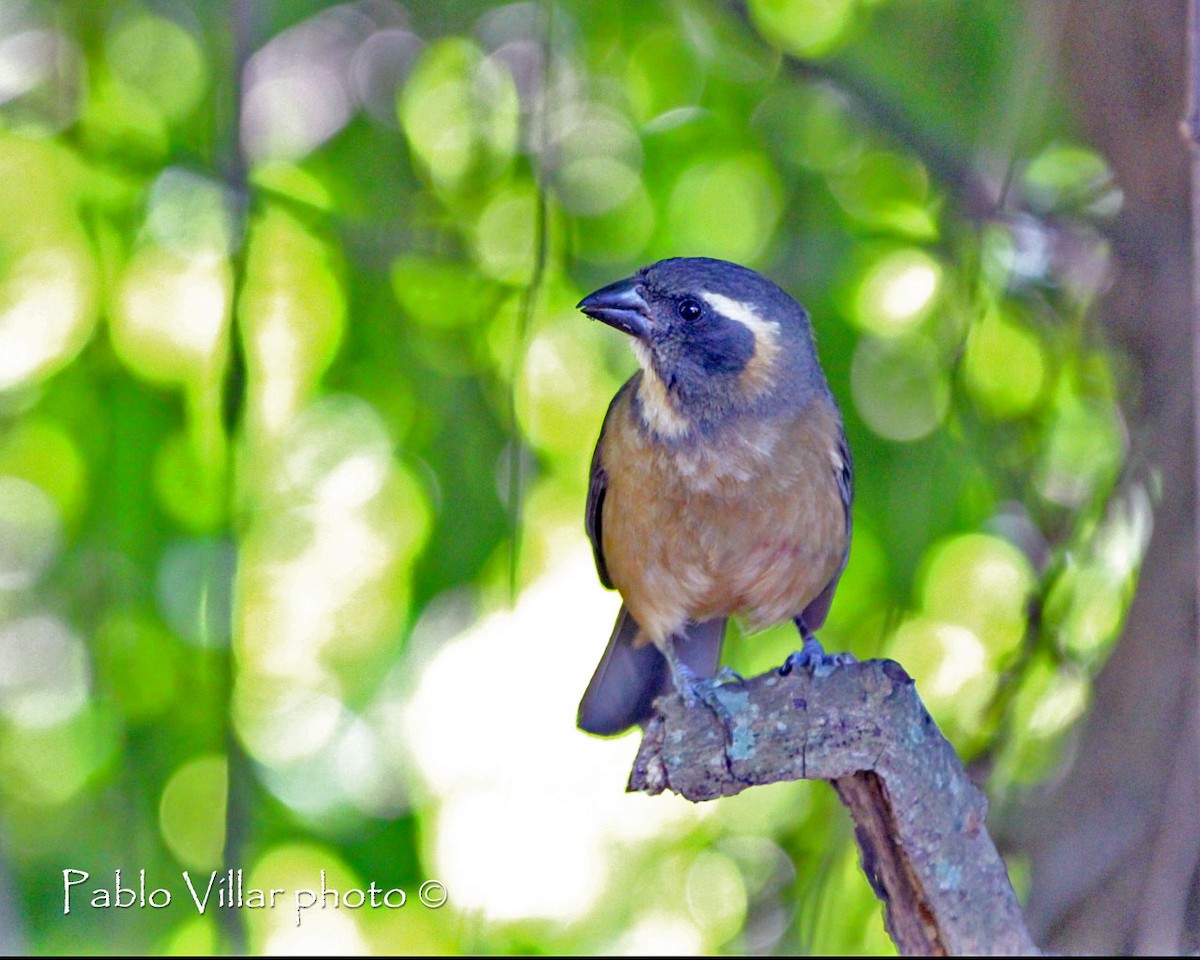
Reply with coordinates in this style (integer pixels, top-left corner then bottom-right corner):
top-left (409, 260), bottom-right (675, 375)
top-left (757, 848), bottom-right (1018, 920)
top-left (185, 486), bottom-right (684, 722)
top-left (702, 665), bottom-right (745, 687)
top-left (690, 667), bottom-right (746, 726)
top-left (666, 660), bottom-right (751, 763)
top-left (669, 662), bottom-right (741, 708)
top-left (692, 673), bottom-right (755, 767)
top-left (779, 634), bottom-right (856, 679)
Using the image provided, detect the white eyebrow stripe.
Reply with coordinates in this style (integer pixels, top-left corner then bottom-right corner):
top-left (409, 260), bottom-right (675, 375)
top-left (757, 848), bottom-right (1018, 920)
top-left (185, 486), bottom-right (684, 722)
top-left (700, 291), bottom-right (780, 339)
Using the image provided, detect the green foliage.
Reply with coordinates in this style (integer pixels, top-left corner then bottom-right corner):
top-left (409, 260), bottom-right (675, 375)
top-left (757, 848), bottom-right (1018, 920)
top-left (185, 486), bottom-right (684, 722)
top-left (0, 0), bottom-right (1143, 954)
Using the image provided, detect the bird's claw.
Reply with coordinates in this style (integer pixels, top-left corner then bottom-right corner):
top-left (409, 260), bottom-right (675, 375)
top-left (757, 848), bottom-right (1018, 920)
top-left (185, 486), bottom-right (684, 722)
top-left (688, 671), bottom-right (754, 768)
top-left (779, 636), bottom-right (856, 679)
top-left (671, 667), bottom-right (740, 711)
top-left (704, 666), bottom-right (745, 686)
top-left (664, 657), bottom-right (750, 760)
top-left (691, 667), bottom-right (745, 721)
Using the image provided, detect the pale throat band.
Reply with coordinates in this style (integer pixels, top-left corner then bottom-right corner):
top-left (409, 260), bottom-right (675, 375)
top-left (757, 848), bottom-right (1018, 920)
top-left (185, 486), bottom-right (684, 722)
top-left (631, 340), bottom-right (690, 439)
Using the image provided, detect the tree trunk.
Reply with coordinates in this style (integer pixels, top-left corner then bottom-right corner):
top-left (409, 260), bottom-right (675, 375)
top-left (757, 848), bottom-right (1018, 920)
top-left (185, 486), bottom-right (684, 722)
top-left (1017, 2), bottom-right (1200, 953)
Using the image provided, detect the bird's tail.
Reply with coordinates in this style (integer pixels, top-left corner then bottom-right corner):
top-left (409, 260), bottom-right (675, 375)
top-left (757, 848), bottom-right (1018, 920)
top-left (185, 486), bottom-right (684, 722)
top-left (577, 606), bottom-right (726, 736)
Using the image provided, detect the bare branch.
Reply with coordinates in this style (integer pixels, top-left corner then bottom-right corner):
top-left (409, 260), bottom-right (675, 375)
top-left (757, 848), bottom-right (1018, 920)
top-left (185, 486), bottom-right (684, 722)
top-left (629, 659), bottom-right (1038, 956)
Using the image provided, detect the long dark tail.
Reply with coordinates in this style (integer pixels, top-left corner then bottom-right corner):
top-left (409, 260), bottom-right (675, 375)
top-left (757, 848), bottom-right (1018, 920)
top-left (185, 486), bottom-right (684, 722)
top-left (577, 606), bottom-right (726, 736)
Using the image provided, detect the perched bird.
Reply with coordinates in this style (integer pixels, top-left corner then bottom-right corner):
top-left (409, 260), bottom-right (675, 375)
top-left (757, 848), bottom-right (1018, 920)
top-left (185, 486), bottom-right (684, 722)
top-left (576, 257), bottom-right (853, 737)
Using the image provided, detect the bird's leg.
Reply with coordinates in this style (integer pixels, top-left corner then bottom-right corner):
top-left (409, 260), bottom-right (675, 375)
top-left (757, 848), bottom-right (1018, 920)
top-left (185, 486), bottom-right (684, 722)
top-left (779, 616), bottom-right (857, 678)
top-left (660, 632), bottom-right (701, 705)
top-left (660, 632), bottom-right (742, 702)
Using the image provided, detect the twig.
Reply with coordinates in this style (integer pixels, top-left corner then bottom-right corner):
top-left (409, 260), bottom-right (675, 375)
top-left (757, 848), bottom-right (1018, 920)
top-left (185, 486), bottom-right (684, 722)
top-left (721, 0), bottom-right (996, 219)
top-left (783, 57), bottom-right (997, 219)
top-left (506, 0), bottom-right (554, 600)
top-left (629, 659), bottom-right (1038, 956)
top-left (216, 3), bottom-right (256, 953)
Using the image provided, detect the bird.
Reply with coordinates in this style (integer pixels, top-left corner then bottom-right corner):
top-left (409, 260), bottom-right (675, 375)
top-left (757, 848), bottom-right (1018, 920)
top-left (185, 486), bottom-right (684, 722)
top-left (575, 256), bottom-right (854, 737)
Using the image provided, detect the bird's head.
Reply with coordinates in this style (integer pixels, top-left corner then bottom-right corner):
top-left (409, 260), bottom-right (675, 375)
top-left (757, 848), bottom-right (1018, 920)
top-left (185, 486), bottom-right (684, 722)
top-left (578, 257), bottom-right (828, 436)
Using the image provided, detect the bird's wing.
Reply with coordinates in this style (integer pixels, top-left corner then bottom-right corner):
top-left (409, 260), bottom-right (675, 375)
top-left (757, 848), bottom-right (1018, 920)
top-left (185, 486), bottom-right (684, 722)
top-left (586, 375), bottom-right (637, 590)
top-left (835, 424), bottom-right (853, 542)
top-left (801, 421), bottom-right (854, 631)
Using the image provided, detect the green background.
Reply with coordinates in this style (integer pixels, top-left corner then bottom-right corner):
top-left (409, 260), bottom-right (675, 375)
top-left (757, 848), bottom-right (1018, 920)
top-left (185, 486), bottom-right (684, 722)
top-left (0, 0), bottom-right (1141, 953)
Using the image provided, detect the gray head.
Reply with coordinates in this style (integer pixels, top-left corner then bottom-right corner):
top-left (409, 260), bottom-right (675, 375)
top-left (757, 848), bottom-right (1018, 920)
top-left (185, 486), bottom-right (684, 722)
top-left (578, 257), bottom-right (829, 431)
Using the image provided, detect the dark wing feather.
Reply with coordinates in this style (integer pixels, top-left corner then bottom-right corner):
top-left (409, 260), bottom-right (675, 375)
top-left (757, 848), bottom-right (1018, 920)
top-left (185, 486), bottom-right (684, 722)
top-left (586, 375), bottom-right (638, 590)
top-left (578, 608), bottom-right (727, 736)
top-left (801, 423), bottom-right (854, 631)
top-left (835, 425), bottom-right (853, 541)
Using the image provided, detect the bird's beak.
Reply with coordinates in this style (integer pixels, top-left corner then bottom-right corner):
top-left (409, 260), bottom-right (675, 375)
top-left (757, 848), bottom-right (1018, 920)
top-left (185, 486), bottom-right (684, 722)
top-left (577, 277), bottom-right (651, 340)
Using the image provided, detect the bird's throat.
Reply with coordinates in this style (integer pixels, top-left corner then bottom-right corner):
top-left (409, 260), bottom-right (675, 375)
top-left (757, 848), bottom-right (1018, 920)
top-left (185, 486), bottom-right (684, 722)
top-left (631, 341), bottom-right (690, 440)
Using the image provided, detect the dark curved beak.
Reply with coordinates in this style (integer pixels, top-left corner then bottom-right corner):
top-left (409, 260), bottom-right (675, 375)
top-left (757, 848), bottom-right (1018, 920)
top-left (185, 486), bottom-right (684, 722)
top-left (577, 277), bottom-right (651, 340)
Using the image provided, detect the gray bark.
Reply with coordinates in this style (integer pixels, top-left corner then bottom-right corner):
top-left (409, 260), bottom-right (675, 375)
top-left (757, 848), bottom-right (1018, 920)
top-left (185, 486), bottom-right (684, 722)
top-left (629, 660), bottom-right (1038, 956)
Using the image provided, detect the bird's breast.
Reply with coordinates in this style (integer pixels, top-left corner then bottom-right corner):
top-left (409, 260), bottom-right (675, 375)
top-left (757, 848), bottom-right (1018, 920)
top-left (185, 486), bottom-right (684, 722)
top-left (599, 392), bottom-right (848, 643)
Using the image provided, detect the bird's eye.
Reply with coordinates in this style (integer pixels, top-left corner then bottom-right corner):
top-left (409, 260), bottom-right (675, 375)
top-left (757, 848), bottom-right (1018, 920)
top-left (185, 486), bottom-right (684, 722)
top-left (677, 299), bottom-right (702, 321)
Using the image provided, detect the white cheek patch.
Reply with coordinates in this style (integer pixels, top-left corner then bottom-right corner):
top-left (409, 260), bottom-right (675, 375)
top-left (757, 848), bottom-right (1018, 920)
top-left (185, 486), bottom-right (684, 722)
top-left (700, 290), bottom-right (781, 396)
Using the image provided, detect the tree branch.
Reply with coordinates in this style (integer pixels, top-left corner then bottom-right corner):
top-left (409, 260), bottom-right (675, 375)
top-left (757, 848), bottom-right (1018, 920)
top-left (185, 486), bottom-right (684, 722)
top-left (629, 659), bottom-right (1038, 956)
